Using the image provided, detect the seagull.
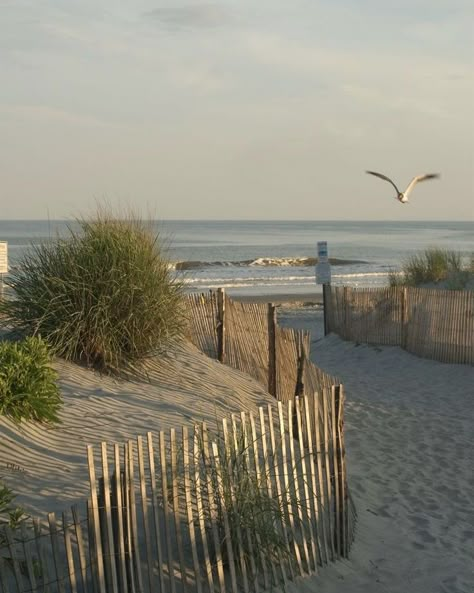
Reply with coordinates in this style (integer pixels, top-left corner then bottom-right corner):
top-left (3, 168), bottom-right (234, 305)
top-left (365, 170), bottom-right (440, 203)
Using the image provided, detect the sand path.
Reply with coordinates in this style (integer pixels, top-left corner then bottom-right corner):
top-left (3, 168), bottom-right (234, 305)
top-left (297, 333), bottom-right (474, 593)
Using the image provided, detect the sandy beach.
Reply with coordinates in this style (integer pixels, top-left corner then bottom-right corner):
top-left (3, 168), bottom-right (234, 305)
top-left (306, 334), bottom-right (473, 593)
top-left (1, 293), bottom-right (473, 593)
top-left (277, 300), bottom-right (474, 593)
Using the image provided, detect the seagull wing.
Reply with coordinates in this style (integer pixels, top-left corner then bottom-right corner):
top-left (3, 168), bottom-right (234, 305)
top-left (403, 173), bottom-right (440, 198)
top-left (365, 170), bottom-right (401, 194)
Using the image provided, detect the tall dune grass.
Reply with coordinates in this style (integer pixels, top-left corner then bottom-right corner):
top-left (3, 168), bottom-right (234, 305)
top-left (388, 248), bottom-right (472, 289)
top-left (0, 212), bottom-right (186, 373)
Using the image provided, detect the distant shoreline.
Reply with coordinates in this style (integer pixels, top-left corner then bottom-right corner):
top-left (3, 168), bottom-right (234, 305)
top-left (224, 291), bottom-right (324, 305)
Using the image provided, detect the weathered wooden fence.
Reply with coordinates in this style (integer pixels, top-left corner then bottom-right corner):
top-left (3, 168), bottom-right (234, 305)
top-left (186, 289), bottom-right (339, 400)
top-left (324, 285), bottom-right (474, 364)
top-left (0, 397), bottom-right (355, 593)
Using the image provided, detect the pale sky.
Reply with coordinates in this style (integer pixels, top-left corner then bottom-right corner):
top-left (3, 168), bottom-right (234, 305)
top-left (1, 0), bottom-right (473, 220)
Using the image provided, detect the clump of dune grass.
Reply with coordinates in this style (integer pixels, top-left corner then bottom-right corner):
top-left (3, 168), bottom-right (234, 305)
top-left (388, 248), bottom-right (473, 289)
top-left (192, 424), bottom-right (300, 580)
top-left (211, 437), bottom-right (292, 574)
top-left (0, 211), bottom-right (186, 373)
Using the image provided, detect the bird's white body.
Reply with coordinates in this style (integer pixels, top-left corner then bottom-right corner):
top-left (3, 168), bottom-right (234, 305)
top-left (366, 171), bottom-right (440, 204)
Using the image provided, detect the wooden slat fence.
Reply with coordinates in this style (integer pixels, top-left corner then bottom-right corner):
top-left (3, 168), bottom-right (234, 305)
top-left (187, 289), bottom-right (340, 400)
top-left (325, 285), bottom-right (474, 364)
top-left (186, 293), bottom-right (219, 359)
top-left (1, 396), bottom-right (353, 593)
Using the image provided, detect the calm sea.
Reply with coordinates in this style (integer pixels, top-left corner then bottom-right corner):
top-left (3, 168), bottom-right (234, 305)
top-left (0, 220), bottom-right (473, 297)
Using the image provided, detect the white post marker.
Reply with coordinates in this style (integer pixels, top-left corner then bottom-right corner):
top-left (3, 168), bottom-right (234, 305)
top-left (315, 241), bottom-right (331, 336)
top-left (0, 241), bottom-right (7, 298)
top-left (315, 241), bottom-right (331, 285)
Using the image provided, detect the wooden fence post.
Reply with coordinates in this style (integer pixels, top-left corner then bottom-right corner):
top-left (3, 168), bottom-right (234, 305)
top-left (295, 337), bottom-right (305, 398)
top-left (217, 287), bottom-right (226, 363)
top-left (333, 386), bottom-right (348, 558)
top-left (268, 303), bottom-right (277, 397)
top-left (323, 283), bottom-right (330, 336)
top-left (401, 287), bottom-right (408, 349)
top-left (343, 287), bottom-right (352, 340)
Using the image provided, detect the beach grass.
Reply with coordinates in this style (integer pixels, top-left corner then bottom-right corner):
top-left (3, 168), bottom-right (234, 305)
top-left (0, 210), bottom-right (186, 374)
top-left (388, 247), bottom-right (473, 289)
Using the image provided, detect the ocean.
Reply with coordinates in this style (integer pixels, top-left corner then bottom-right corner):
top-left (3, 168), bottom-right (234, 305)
top-left (0, 220), bottom-right (473, 298)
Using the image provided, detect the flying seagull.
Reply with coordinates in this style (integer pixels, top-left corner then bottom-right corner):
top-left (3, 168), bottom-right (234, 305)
top-left (366, 171), bottom-right (440, 203)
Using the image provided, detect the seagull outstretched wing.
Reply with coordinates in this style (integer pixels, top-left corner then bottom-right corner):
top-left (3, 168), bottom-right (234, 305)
top-left (403, 174), bottom-right (440, 198)
top-left (365, 171), bottom-right (401, 195)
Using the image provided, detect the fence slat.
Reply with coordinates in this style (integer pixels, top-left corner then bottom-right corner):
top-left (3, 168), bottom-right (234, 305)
top-left (222, 418), bottom-right (249, 593)
top-left (242, 411), bottom-right (270, 590)
top-left (170, 428), bottom-right (188, 592)
top-left (113, 444), bottom-right (129, 593)
top-left (48, 513), bottom-right (66, 593)
top-left (182, 427), bottom-right (203, 593)
top-left (34, 518), bottom-right (52, 593)
top-left (287, 400), bottom-right (312, 574)
top-left (3, 526), bottom-right (23, 591)
top-left (250, 412), bottom-right (279, 587)
top-left (258, 407), bottom-right (287, 586)
top-left (267, 404), bottom-right (294, 581)
top-left (136, 436), bottom-right (155, 593)
top-left (193, 426), bottom-right (214, 593)
top-left (101, 442), bottom-right (119, 593)
top-left (123, 444), bottom-right (137, 593)
top-left (233, 413), bottom-right (259, 592)
top-left (63, 511), bottom-right (78, 593)
top-left (268, 303), bottom-right (277, 397)
top-left (295, 397), bottom-right (319, 573)
top-left (126, 440), bottom-right (144, 593)
top-left (21, 521), bottom-right (38, 592)
top-left (313, 393), bottom-right (331, 564)
top-left (336, 386), bottom-right (348, 557)
top-left (322, 390), bottom-right (335, 560)
top-left (146, 433), bottom-right (166, 593)
top-left (87, 446), bottom-right (107, 593)
top-left (211, 441), bottom-right (239, 593)
top-left (159, 431), bottom-right (176, 593)
top-left (303, 395), bottom-right (327, 565)
top-left (201, 423), bottom-right (226, 593)
top-left (277, 401), bottom-right (304, 577)
top-left (71, 505), bottom-right (90, 593)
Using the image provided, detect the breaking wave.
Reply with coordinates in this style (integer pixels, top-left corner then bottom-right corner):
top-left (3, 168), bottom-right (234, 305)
top-left (173, 256), bottom-right (368, 270)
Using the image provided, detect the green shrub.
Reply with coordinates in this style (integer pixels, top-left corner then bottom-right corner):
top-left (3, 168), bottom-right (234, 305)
top-left (0, 337), bottom-right (61, 423)
top-left (0, 482), bottom-right (27, 530)
top-left (0, 212), bottom-right (186, 373)
top-left (389, 248), bottom-right (472, 289)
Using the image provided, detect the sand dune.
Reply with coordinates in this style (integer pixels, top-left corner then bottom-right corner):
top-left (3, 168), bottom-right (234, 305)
top-left (0, 341), bottom-right (276, 519)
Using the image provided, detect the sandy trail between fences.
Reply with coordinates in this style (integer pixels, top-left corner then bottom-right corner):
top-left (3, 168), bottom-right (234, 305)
top-left (288, 331), bottom-right (474, 593)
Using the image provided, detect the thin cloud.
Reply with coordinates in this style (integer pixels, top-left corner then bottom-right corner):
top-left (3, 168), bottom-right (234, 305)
top-left (144, 3), bottom-right (232, 31)
top-left (0, 103), bottom-right (122, 128)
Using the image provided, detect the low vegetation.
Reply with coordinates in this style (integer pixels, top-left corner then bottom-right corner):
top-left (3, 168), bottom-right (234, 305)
top-left (0, 482), bottom-right (27, 532)
top-left (388, 248), bottom-right (473, 290)
top-left (0, 211), bottom-right (186, 373)
top-left (0, 337), bottom-right (61, 423)
top-left (210, 432), bottom-right (292, 572)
